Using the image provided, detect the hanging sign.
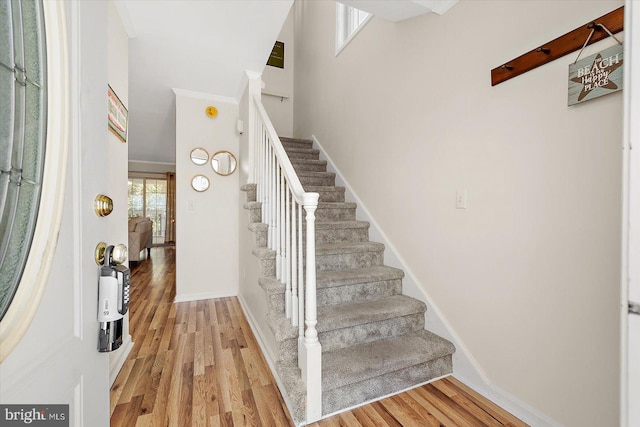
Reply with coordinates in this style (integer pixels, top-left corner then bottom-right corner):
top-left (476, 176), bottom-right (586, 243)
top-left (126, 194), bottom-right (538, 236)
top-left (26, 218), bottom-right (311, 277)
top-left (568, 44), bottom-right (623, 106)
top-left (267, 41), bottom-right (285, 69)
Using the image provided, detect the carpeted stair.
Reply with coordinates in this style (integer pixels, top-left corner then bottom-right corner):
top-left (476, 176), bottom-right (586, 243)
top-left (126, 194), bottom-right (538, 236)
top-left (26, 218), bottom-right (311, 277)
top-left (242, 137), bottom-right (455, 424)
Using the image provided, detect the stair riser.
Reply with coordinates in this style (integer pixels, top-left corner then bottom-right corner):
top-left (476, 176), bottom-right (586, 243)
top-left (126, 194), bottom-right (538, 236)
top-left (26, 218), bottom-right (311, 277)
top-left (287, 151), bottom-right (320, 160)
top-left (322, 355), bottom-right (453, 416)
top-left (243, 187), bottom-right (257, 203)
top-left (259, 258), bottom-right (276, 278)
top-left (315, 191), bottom-right (345, 203)
top-left (278, 313), bottom-right (424, 362)
top-left (252, 223), bottom-right (367, 247)
top-left (314, 227), bottom-right (369, 244)
top-left (282, 140), bottom-right (314, 150)
top-left (299, 175), bottom-right (335, 187)
top-left (321, 313), bottom-right (424, 352)
top-left (246, 206), bottom-right (262, 223)
top-left (317, 280), bottom-right (402, 306)
top-left (316, 250), bottom-right (384, 271)
top-left (313, 207), bottom-right (356, 222)
top-left (252, 227), bottom-right (267, 248)
top-left (267, 279), bottom-right (402, 314)
top-left (293, 163), bottom-right (327, 173)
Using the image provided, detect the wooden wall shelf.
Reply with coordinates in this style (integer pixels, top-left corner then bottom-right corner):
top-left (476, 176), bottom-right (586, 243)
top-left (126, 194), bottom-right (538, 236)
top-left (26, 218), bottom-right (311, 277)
top-left (491, 6), bottom-right (624, 86)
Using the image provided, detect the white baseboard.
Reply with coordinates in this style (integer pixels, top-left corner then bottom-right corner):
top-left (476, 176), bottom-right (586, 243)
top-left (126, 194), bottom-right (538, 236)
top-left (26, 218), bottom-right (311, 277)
top-left (310, 134), bottom-right (560, 427)
top-left (237, 295), bottom-right (305, 426)
top-left (174, 290), bottom-right (237, 303)
top-left (109, 335), bottom-right (133, 387)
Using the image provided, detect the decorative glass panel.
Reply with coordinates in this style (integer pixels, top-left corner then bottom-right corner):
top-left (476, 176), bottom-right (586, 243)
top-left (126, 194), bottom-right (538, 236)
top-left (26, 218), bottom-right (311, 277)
top-left (0, 0), bottom-right (47, 320)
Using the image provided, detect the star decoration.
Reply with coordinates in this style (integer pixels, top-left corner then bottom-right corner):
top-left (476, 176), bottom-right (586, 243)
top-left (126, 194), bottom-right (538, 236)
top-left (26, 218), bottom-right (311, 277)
top-left (571, 52), bottom-right (624, 102)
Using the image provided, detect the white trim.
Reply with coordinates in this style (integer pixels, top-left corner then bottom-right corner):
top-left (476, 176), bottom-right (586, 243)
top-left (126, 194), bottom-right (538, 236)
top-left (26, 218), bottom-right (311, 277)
top-left (335, 3), bottom-right (373, 57)
top-left (171, 88), bottom-right (239, 105)
top-left (109, 336), bottom-right (134, 387)
top-left (311, 134), bottom-right (560, 427)
top-left (70, 0), bottom-right (83, 341)
top-left (622, 1), bottom-right (640, 425)
top-left (174, 291), bottom-right (238, 303)
top-left (0, 0), bottom-right (71, 362)
top-left (237, 295), bottom-right (304, 426)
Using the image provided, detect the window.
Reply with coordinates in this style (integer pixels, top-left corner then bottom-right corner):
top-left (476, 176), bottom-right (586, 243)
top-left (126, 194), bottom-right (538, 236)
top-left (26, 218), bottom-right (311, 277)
top-left (336, 3), bottom-right (372, 55)
top-left (128, 178), bottom-right (168, 245)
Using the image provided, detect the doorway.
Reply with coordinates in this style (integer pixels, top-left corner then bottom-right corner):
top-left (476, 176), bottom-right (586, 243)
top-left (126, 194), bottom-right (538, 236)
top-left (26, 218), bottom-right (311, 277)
top-left (128, 174), bottom-right (176, 246)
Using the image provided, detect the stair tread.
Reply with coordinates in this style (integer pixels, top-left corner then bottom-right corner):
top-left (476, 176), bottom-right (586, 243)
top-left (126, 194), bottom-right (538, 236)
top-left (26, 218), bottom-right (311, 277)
top-left (297, 171), bottom-right (335, 178)
top-left (315, 221), bottom-right (369, 230)
top-left (316, 202), bottom-right (356, 209)
top-left (316, 241), bottom-right (384, 255)
top-left (280, 137), bottom-right (313, 144)
top-left (270, 295), bottom-right (425, 341)
top-left (317, 266), bottom-right (404, 287)
top-left (283, 146), bottom-right (319, 154)
top-left (290, 159), bottom-right (327, 165)
top-left (322, 329), bottom-right (455, 392)
top-left (303, 185), bottom-right (344, 193)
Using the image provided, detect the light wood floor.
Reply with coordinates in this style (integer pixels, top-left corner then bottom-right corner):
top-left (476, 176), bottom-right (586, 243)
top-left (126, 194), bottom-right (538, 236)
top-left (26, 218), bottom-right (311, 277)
top-left (110, 247), bottom-right (529, 427)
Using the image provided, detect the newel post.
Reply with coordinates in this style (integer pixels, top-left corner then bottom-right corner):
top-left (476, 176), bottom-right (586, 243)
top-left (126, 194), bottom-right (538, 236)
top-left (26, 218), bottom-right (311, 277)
top-left (245, 70), bottom-right (262, 183)
top-left (302, 192), bottom-right (321, 422)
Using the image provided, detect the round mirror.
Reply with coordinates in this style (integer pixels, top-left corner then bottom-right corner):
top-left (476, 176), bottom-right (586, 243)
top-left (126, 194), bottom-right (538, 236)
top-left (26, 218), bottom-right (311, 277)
top-left (190, 147), bottom-right (209, 165)
top-left (211, 151), bottom-right (237, 176)
top-left (191, 175), bottom-right (210, 192)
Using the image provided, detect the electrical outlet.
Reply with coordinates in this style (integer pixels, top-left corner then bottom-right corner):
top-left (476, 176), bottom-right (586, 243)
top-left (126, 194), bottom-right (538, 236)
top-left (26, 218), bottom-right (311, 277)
top-left (456, 189), bottom-right (468, 209)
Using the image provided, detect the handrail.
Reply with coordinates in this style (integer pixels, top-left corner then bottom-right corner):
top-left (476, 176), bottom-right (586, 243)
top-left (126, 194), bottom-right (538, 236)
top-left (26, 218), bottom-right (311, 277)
top-left (252, 95), bottom-right (306, 203)
top-left (249, 93), bottom-right (322, 423)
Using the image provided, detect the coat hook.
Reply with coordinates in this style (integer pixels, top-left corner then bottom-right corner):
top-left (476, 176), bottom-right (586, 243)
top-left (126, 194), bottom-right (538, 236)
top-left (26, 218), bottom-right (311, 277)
top-left (587, 21), bottom-right (596, 29)
top-left (501, 64), bottom-right (513, 71)
top-left (536, 47), bottom-right (550, 54)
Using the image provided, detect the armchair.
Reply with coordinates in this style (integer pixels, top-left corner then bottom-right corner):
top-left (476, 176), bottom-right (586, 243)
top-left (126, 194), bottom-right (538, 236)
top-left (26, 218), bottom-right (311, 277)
top-left (128, 217), bottom-right (153, 263)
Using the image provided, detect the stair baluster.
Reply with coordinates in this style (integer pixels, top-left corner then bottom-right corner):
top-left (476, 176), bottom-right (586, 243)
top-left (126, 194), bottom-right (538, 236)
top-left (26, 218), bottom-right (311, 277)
top-left (249, 94), bottom-right (322, 422)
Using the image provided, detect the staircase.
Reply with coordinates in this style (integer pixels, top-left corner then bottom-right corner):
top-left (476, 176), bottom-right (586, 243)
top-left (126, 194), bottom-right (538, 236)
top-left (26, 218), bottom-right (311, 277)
top-left (242, 137), bottom-right (455, 424)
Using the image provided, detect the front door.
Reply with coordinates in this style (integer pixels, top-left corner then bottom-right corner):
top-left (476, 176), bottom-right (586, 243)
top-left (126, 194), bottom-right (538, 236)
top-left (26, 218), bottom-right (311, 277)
top-left (0, 1), bottom-right (114, 425)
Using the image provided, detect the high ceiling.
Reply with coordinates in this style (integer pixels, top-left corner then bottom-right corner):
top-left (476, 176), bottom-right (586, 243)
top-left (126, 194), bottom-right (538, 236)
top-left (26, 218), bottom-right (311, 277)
top-left (115, 0), bottom-right (294, 164)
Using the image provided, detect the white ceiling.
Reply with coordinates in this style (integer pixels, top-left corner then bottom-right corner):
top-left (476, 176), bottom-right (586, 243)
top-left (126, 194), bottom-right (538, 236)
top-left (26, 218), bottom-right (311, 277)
top-left (117, 0), bottom-right (294, 164)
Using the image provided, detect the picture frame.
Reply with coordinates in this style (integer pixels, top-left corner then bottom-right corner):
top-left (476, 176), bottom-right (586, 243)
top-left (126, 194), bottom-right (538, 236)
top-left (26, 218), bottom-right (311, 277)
top-left (108, 84), bottom-right (128, 142)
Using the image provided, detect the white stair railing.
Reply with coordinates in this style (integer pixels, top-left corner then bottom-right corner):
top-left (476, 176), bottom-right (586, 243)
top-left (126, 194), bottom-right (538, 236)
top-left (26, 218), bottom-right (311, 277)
top-left (250, 93), bottom-right (322, 422)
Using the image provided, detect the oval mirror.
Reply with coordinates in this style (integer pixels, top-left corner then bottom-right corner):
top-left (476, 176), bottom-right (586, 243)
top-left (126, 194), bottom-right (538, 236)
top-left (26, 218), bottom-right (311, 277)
top-left (190, 147), bottom-right (209, 165)
top-left (191, 175), bottom-right (210, 192)
top-left (211, 151), bottom-right (237, 176)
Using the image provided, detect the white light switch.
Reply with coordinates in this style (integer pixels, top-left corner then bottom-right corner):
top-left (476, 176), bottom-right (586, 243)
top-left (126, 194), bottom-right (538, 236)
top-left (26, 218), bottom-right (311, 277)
top-left (188, 199), bottom-right (195, 211)
top-left (456, 189), bottom-right (468, 209)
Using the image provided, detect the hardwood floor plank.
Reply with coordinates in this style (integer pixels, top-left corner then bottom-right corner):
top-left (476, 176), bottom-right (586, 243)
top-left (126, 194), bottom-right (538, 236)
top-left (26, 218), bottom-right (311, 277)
top-left (406, 386), bottom-right (458, 426)
top-left (110, 358), bottom-right (135, 415)
top-left (192, 373), bottom-right (208, 427)
top-left (445, 377), bottom-right (529, 427)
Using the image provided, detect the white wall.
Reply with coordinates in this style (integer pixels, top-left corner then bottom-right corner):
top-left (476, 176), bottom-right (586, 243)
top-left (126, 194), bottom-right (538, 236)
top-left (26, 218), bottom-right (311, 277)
top-left (174, 91), bottom-right (240, 302)
top-left (107, 0), bottom-right (132, 383)
top-left (293, 1), bottom-right (623, 426)
top-left (262, 7), bottom-right (295, 137)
